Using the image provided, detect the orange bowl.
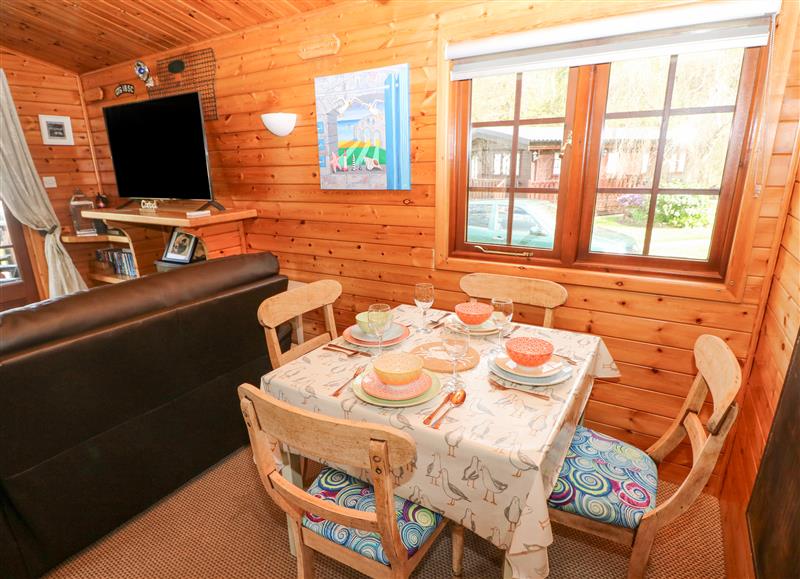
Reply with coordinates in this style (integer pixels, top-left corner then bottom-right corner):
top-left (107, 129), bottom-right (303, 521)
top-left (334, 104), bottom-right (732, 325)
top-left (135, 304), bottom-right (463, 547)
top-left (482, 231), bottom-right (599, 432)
top-left (454, 302), bottom-right (493, 326)
top-left (372, 352), bottom-right (424, 385)
top-left (505, 337), bottom-right (553, 367)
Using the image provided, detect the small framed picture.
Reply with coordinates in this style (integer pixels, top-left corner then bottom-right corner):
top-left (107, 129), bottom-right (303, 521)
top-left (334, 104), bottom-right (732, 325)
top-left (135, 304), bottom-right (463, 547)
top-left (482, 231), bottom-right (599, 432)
top-left (38, 115), bottom-right (74, 145)
top-left (162, 229), bottom-right (198, 264)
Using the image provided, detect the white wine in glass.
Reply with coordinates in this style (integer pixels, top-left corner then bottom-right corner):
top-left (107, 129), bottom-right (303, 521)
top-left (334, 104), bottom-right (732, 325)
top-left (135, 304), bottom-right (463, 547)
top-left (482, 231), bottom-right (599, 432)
top-left (367, 303), bottom-right (392, 355)
top-left (414, 283), bottom-right (434, 333)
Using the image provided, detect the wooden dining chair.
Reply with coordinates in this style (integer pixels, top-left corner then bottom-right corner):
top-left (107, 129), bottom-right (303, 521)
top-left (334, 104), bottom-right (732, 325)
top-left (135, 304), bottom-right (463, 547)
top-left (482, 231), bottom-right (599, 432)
top-left (459, 273), bottom-right (567, 328)
top-left (238, 383), bottom-right (465, 579)
top-left (257, 279), bottom-right (342, 369)
top-left (546, 335), bottom-right (742, 579)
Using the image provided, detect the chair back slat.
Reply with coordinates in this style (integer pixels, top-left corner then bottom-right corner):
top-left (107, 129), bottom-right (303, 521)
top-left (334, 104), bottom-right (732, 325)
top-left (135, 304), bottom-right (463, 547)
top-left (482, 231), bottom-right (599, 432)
top-left (257, 279), bottom-right (342, 368)
top-left (693, 334), bottom-right (742, 433)
top-left (238, 383), bottom-right (416, 479)
top-left (459, 273), bottom-right (567, 328)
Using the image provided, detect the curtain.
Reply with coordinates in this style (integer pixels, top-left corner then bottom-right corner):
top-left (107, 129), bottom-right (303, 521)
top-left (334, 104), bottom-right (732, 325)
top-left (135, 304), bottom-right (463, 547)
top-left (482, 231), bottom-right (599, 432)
top-left (0, 68), bottom-right (86, 298)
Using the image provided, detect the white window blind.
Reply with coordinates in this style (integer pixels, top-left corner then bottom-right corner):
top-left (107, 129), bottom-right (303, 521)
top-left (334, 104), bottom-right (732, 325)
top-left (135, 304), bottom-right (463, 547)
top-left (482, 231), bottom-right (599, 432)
top-left (447, 0), bottom-right (780, 80)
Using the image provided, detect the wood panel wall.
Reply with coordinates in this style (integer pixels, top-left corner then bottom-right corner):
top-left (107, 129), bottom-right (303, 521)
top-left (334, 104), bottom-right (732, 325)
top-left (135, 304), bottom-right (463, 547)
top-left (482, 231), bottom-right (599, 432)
top-left (77, 0), bottom-right (800, 497)
top-left (0, 47), bottom-right (103, 295)
top-left (720, 162), bottom-right (800, 578)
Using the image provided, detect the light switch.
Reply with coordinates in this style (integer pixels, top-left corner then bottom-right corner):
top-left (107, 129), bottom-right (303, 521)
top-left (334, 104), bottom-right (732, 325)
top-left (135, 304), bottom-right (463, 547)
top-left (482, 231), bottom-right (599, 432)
top-left (42, 176), bottom-right (57, 188)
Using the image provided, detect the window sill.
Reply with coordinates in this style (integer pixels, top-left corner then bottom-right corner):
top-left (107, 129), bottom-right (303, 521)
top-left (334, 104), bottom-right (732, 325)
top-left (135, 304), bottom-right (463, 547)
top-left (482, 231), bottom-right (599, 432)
top-left (437, 252), bottom-right (741, 303)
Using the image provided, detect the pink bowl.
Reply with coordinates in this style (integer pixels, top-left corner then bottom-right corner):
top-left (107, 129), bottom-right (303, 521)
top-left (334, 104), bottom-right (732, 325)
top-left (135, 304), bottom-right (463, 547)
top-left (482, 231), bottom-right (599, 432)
top-left (454, 302), bottom-right (493, 326)
top-left (505, 337), bottom-right (554, 367)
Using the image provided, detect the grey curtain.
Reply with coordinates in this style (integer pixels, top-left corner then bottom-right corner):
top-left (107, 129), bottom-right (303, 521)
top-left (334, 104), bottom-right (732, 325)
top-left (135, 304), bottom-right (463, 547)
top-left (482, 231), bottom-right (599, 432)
top-left (0, 68), bottom-right (86, 298)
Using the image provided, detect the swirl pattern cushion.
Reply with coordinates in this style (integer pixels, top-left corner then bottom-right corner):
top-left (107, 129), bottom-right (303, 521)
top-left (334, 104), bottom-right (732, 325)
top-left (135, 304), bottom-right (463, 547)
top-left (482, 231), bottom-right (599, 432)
top-left (548, 426), bottom-right (658, 529)
top-left (302, 467), bottom-right (442, 565)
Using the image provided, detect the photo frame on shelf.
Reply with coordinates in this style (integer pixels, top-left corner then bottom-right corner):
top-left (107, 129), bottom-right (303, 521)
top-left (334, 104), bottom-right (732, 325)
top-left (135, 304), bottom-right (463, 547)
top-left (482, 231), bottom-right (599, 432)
top-left (38, 115), bottom-right (74, 145)
top-left (162, 229), bottom-right (197, 264)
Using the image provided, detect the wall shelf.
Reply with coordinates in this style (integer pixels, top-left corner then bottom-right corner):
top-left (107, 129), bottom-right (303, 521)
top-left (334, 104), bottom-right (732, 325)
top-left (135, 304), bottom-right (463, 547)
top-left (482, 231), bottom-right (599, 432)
top-left (88, 271), bottom-right (136, 284)
top-left (61, 234), bottom-right (129, 244)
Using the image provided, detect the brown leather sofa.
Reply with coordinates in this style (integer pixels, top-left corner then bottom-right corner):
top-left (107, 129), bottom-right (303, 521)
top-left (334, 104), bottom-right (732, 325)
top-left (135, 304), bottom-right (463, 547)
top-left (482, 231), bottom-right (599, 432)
top-left (0, 253), bottom-right (290, 578)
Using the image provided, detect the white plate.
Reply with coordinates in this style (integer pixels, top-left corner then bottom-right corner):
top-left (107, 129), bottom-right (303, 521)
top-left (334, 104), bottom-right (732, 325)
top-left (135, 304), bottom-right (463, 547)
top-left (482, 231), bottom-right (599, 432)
top-left (490, 360), bottom-right (573, 386)
top-left (350, 322), bottom-right (404, 342)
top-left (494, 354), bottom-right (566, 378)
top-left (446, 314), bottom-right (499, 335)
top-left (490, 369), bottom-right (572, 388)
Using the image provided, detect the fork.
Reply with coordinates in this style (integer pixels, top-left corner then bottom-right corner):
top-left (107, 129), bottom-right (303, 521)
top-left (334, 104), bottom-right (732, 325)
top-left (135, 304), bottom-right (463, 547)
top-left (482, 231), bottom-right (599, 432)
top-left (429, 312), bottom-right (450, 329)
top-left (489, 377), bottom-right (550, 401)
top-left (326, 343), bottom-right (371, 357)
top-left (333, 365), bottom-right (366, 397)
top-left (324, 345), bottom-right (358, 357)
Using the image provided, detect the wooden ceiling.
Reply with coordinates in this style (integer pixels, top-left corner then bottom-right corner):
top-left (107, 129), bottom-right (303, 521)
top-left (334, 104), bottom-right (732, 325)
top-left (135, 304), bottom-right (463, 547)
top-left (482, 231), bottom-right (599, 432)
top-left (0, 0), bottom-right (338, 73)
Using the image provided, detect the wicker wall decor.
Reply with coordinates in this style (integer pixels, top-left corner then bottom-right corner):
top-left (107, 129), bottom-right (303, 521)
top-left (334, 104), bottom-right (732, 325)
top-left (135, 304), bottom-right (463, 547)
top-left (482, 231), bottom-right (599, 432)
top-left (147, 48), bottom-right (218, 120)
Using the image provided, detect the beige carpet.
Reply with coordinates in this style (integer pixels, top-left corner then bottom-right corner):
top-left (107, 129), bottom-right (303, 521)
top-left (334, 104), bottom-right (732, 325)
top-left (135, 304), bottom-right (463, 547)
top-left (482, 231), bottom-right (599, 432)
top-left (46, 448), bottom-right (725, 579)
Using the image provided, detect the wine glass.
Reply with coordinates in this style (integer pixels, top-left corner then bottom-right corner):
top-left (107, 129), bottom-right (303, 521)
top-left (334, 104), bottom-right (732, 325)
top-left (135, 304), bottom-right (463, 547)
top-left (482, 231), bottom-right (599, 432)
top-left (414, 283), bottom-right (435, 333)
top-left (441, 320), bottom-right (470, 392)
top-left (367, 303), bottom-right (393, 356)
top-left (489, 297), bottom-right (514, 357)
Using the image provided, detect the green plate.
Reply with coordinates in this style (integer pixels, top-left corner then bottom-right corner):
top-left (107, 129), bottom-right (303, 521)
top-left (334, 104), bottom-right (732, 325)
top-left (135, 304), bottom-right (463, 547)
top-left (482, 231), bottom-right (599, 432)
top-left (352, 370), bottom-right (442, 407)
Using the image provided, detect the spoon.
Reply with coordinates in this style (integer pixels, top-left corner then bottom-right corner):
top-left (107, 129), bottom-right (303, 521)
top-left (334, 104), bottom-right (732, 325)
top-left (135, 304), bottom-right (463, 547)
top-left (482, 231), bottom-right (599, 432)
top-left (332, 365), bottom-right (366, 397)
top-left (432, 389), bottom-right (466, 429)
top-left (423, 392), bottom-right (453, 425)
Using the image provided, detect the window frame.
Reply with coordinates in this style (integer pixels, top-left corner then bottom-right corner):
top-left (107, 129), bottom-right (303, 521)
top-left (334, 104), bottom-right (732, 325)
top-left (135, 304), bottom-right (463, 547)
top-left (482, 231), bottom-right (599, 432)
top-left (449, 47), bottom-right (761, 281)
top-left (0, 202), bottom-right (39, 311)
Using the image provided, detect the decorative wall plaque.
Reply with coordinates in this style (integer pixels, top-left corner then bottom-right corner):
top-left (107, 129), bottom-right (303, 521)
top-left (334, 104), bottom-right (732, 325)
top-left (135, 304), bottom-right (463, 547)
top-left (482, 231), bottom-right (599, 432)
top-left (299, 34), bottom-right (341, 60)
top-left (114, 83), bottom-right (135, 97)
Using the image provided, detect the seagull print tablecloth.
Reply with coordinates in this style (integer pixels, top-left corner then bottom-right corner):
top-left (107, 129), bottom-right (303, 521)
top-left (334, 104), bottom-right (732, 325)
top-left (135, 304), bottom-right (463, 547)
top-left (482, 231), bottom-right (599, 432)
top-left (260, 304), bottom-right (619, 579)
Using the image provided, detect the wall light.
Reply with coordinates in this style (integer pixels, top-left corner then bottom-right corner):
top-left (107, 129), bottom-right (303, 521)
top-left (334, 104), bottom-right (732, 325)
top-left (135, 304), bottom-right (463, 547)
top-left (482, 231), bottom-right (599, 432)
top-left (261, 113), bottom-right (297, 137)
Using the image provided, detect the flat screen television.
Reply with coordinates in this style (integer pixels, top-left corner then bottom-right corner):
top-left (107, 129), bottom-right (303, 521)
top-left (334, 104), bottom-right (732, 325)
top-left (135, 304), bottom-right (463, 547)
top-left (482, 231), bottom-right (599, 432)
top-left (103, 92), bottom-right (213, 201)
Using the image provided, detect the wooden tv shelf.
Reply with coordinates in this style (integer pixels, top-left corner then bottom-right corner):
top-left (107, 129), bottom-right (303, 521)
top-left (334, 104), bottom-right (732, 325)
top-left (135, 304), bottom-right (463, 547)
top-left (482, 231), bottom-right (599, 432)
top-left (78, 205), bottom-right (256, 286)
top-left (81, 207), bottom-right (257, 228)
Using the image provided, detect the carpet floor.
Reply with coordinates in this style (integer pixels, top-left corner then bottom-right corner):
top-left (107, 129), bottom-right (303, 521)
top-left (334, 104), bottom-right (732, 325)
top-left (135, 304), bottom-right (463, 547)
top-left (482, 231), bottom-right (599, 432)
top-left (46, 448), bottom-right (726, 579)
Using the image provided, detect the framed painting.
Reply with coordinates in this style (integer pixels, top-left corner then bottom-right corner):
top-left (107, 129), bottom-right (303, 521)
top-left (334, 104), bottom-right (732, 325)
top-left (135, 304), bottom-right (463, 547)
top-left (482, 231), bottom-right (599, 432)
top-left (314, 63), bottom-right (411, 190)
top-left (38, 115), bottom-right (74, 146)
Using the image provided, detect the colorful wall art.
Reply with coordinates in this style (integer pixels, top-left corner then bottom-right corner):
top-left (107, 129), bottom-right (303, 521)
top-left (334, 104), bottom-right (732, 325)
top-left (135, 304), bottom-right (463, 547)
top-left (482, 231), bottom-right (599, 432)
top-left (314, 63), bottom-right (411, 190)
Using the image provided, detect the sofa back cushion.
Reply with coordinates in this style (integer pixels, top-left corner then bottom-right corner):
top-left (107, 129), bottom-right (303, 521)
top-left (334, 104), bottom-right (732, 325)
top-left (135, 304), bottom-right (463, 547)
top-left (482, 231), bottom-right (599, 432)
top-left (0, 252), bottom-right (281, 358)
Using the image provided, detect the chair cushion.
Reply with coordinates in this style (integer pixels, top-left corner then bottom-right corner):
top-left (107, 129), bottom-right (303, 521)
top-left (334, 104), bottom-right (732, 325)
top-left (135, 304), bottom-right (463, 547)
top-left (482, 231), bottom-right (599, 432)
top-left (302, 467), bottom-right (442, 565)
top-left (548, 425), bottom-right (658, 529)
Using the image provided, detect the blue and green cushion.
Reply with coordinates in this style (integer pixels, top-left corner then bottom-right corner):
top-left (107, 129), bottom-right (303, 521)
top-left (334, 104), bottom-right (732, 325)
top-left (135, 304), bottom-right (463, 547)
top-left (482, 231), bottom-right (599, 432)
top-left (548, 425), bottom-right (658, 529)
top-left (302, 467), bottom-right (442, 565)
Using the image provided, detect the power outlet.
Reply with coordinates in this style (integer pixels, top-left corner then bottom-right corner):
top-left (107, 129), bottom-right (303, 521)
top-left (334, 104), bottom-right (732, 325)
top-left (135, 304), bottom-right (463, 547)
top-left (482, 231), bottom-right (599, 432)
top-left (42, 176), bottom-right (57, 188)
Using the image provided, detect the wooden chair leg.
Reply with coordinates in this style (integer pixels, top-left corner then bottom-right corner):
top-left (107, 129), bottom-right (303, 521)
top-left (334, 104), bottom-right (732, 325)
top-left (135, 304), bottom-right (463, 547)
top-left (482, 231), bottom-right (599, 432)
top-left (628, 521), bottom-right (657, 579)
top-left (290, 521), bottom-right (315, 579)
top-left (451, 523), bottom-right (465, 576)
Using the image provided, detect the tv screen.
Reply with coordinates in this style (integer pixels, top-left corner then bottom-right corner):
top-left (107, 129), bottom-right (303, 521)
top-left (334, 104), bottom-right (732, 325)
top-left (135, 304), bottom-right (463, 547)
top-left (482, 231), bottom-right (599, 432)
top-left (103, 92), bottom-right (213, 200)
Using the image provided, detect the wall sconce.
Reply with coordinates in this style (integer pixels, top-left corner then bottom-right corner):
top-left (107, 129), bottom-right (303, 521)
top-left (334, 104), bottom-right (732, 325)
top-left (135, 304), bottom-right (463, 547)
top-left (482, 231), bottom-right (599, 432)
top-left (261, 113), bottom-right (297, 137)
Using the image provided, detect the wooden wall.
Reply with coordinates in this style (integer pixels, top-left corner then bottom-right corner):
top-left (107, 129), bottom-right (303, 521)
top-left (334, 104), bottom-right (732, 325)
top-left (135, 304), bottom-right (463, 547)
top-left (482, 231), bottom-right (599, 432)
top-left (720, 162), bottom-right (800, 578)
top-left (77, 0), bottom-right (800, 497)
top-left (0, 47), bottom-right (103, 295)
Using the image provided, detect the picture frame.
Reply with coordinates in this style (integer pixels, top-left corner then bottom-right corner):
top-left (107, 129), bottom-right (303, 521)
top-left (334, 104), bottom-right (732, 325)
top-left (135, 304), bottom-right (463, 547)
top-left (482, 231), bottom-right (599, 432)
top-left (162, 229), bottom-right (198, 264)
top-left (38, 115), bottom-right (74, 146)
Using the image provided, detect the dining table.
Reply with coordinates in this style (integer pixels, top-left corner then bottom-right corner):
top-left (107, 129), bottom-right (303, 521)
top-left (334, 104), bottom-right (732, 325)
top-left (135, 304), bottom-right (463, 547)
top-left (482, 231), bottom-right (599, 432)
top-left (259, 303), bottom-right (620, 579)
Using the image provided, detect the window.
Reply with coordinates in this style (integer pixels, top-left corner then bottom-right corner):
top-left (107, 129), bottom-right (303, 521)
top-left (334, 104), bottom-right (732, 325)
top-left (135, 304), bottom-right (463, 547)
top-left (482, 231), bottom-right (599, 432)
top-left (452, 47), bottom-right (758, 278)
top-left (0, 201), bottom-right (39, 310)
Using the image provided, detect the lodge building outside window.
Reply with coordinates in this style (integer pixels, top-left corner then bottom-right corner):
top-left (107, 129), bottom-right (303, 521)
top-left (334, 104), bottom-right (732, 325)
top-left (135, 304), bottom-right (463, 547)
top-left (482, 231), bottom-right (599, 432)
top-left (451, 47), bottom-right (759, 279)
